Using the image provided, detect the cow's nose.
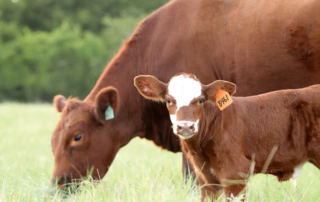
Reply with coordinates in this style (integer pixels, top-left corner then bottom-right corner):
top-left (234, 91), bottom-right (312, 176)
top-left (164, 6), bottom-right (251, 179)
top-left (176, 121), bottom-right (195, 136)
top-left (51, 175), bottom-right (72, 188)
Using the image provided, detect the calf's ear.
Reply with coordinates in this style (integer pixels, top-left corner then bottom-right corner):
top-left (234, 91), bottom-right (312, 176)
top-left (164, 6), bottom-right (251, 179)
top-left (53, 95), bottom-right (66, 112)
top-left (94, 87), bottom-right (119, 123)
top-left (134, 75), bottom-right (167, 102)
top-left (204, 80), bottom-right (236, 101)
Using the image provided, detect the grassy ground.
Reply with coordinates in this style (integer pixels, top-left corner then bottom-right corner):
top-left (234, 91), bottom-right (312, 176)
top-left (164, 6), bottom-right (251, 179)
top-left (0, 103), bottom-right (320, 201)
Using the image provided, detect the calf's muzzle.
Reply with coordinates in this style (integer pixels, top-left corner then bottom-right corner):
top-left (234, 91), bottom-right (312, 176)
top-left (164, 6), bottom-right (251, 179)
top-left (176, 121), bottom-right (195, 138)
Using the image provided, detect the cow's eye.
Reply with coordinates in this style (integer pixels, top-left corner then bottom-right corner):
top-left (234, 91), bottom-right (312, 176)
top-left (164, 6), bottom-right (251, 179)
top-left (74, 134), bottom-right (82, 141)
top-left (167, 100), bottom-right (171, 104)
top-left (199, 99), bottom-right (203, 104)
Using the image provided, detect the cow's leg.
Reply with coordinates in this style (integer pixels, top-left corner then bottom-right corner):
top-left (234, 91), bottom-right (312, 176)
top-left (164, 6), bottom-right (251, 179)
top-left (195, 169), bottom-right (221, 202)
top-left (191, 157), bottom-right (222, 201)
top-left (199, 173), bottom-right (222, 202)
top-left (197, 175), bottom-right (212, 202)
top-left (220, 160), bottom-right (251, 201)
top-left (223, 183), bottom-right (246, 202)
top-left (182, 151), bottom-right (197, 183)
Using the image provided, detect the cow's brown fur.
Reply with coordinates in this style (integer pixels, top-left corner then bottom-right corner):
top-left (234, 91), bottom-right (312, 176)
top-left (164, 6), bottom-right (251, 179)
top-left (135, 73), bottom-right (320, 200)
top-left (51, 0), bottom-right (320, 185)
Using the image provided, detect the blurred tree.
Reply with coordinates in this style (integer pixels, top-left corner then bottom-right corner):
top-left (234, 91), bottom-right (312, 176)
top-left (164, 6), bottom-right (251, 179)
top-left (0, 16), bottom-right (143, 102)
top-left (0, 0), bottom-right (168, 102)
top-left (0, 0), bottom-right (167, 33)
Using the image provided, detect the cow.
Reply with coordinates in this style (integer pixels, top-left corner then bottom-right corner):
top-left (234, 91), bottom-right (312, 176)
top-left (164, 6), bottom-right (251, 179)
top-left (134, 72), bottom-right (320, 200)
top-left (51, 0), bottom-right (320, 186)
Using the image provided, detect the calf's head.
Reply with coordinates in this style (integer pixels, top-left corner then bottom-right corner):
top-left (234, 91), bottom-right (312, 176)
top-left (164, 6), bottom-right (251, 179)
top-left (51, 87), bottom-right (121, 186)
top-left (134, 73), bottom-right (236, 139)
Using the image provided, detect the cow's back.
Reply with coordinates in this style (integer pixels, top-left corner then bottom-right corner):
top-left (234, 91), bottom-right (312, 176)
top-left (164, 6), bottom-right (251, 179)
top-left (224, 85), bottom-right (320, 172)
top-left (146, 0), bottom-right (320, 94)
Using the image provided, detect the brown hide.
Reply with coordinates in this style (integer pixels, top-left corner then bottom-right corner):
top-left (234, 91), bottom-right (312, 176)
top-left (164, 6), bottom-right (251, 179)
top-left (180, 85), bottom-right (320, 199)
top-left (51, 0), bottom-right (320, 185)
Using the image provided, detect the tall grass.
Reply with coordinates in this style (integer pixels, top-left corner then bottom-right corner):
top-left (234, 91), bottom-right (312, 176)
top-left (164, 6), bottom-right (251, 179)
top-left (0, 103), bottom-right (320, 201)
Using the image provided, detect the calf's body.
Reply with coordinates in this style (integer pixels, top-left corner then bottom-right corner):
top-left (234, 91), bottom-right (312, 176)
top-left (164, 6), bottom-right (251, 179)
top-left (135, 73), bottom-right (320, 200)
top-left (183, 85), bottom-right (320, 198)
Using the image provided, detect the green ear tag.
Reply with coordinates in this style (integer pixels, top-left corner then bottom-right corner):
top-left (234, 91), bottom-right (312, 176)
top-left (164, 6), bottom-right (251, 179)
top-left (105, 105), bottom-right (114, 120)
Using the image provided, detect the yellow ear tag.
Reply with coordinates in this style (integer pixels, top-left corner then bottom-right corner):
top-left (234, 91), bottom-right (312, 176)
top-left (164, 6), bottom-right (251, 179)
top-left (216, 89), bottom-right (233, 111)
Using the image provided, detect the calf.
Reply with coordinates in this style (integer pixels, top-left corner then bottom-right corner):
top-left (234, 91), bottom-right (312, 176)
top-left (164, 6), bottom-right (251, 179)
top-left (134, 72), bottom-right (320, 200)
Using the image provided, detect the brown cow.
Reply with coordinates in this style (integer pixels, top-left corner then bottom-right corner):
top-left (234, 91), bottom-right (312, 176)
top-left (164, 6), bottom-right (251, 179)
top-left (51, 0), bottom-right (320, 185)
top-left (134, 72), bottom-right (320, 200)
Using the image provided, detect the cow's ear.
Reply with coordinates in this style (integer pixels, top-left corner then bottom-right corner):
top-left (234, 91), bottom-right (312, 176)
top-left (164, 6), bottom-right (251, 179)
top-left (54, 95), bottom-right (66, 112)
top-left (94, 87), bottom-right (119, 123)
top-left (134, 75), bottom-right (167, 102)
top-left (204, 80), bottom-right (236, 101)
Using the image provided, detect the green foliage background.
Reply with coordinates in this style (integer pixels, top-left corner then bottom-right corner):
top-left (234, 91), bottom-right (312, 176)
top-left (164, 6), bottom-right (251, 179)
top-left (0, 0), bottom-right (167, 102)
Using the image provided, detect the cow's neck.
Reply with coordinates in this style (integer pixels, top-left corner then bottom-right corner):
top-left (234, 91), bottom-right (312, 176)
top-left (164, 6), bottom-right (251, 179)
top-left (83, 33), bottom-right (180, 151)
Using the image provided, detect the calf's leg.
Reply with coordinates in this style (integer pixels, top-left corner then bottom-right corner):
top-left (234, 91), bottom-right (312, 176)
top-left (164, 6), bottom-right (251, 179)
top-left (182, 151), bottom-right (197, 183)
top-left (220, 160), bottom-right (251, 201)
top-left (191, 157), bottom-right (222, 201)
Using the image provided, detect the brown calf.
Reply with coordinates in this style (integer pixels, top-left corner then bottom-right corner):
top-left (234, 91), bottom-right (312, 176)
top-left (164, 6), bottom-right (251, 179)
top-left (135, 72), bottom-right (320, 200)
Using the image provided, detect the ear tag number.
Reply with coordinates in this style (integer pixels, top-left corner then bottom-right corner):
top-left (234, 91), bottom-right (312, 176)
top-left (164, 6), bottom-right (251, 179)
top-left (105, 105), bottom-right (114, 120)
top-left (216, 89), bottom-right (233, 111)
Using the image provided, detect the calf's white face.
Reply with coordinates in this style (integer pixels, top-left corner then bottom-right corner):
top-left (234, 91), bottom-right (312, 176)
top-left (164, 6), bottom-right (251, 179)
top-left (134, 73), bottom-right (236, 139)
top-left (167, 75), bottom-right (202, 138)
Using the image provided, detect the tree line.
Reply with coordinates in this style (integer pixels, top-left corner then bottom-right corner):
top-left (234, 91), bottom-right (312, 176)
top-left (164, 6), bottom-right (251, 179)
top-left (0, 0), bottom-right (167, 102)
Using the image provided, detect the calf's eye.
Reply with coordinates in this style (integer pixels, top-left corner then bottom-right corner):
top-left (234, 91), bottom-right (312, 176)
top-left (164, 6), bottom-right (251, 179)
top-left (199, 99), bottom-right (203, 104)
top-left (74, 134), bottom-right (82, 141)
top-left (167, 100), bottom-right (171, 104)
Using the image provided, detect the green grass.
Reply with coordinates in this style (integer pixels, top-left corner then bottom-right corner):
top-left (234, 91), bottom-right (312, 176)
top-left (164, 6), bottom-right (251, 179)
top-left (0, 103), bottom-right (320, 201)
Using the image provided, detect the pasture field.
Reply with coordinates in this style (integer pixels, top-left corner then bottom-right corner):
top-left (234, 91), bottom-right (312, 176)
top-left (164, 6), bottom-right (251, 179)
top-left (0, 103), bottom-right (320, 201)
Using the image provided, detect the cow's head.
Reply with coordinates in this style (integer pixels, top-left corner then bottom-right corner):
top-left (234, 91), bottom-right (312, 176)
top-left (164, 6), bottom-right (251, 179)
top-left (134, 73), bottom-right (236, 139)
top-left (51, 87), bottom-right (121, 186)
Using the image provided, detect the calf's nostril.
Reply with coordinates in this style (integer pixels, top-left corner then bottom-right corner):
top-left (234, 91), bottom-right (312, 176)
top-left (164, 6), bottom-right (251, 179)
top-left (178, 126), bottom-right (183, 130)
top-left (189, 125), bottom-right (194, 130)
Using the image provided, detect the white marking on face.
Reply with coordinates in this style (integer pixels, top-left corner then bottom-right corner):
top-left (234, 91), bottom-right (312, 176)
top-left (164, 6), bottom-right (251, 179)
top-left (170, 114), bottom-right (177, 134)
top-left (168, 74), bottom-right (201, 126)
top-left (170, 114), bottom-right (176, 124)
top-left (168, 75), bottom-right (202, 110)
top-left (194, 119), bottom-right (199, 133)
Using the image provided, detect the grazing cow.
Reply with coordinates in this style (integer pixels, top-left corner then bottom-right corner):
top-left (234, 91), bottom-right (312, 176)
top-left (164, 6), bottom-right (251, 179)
top-left (134, 72), bottom-right (320, 200)
top-left (51, 0), bottom-right (320, 186)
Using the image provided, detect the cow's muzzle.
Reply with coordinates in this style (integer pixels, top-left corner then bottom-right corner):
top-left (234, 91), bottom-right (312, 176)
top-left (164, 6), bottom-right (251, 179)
top-left (175, 121), bottom-right (196, 139)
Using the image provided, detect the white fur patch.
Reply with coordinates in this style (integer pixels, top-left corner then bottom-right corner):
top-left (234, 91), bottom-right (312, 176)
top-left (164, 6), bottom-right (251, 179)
top-left (210, 168), bottom-right (215, 175)
top-left (292, 163), bottom-right (304, 188)
top-left (168, 75), bottom-right (202, 111)
top-left (194, 119), bottom-right (199, 133)
top-left (168, 75), bottom-right (202, 137)
top-left (170, 114), bottom-right (176, 124)
top-left (292, 163), bottom-right (304, 179)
